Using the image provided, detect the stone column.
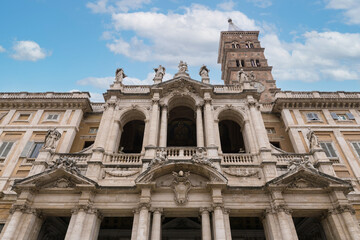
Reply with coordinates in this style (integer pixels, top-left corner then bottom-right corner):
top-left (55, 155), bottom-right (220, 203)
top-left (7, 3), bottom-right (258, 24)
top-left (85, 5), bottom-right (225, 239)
top-left (81, 209), bottom-right (102, 240)
top-left (275, 207), bottom-right (298, 240)
top-left (200, 208), bottom-right (212, 240)
top-left (65, 208), bottom-right (87, 240)
top-left (131, 209), bottom-right (140, 240)
top-left (338, 206), bottom-right (360, 240)
top-left (159, 105), bottom-right (168, 148)
top-left (262, 209), bottom-right (282, 240)
top-left (93, 100), bottom-right (116, 151)
top-left (196, 104), bottom-right (205, 148)
top-left (145, 95), bottom-right (160, 159)
top-left (248, 99), bottom-right (270, 150)
top-left (243, 120), bottom-right (257, 154)
top-left (16, 210), bottom-right (43, 240)
top-left (324, 209), bottom-right (349, 240)
top-left (0, 208), bottom-right (24, 240)
top-left (204, 99), bottom-right (216, 147)
top-left (223, 209), bottom-right (232, 240)
top-left (151, 208), bottom-right (162, 240)
top-left (213, 205), bottom-right (226, 240)
top-left (137, 204), bottom-right (150, 240)
top-left (106, 119), bottom-right (122, 153)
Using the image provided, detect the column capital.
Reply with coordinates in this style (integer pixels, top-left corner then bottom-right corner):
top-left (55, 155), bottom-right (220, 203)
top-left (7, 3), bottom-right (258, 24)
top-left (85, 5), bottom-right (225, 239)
top-left (138, 202), bottom-right (151, 210)
top-left (199, 207), bottom-right (212, 214)
top-left (329, 204), bottom-right (356, 215)
top-left (104, 101), bottom-right (116, 110)
top-left (160, 103), bottom-right (168, 109)
top-left (10, 204), bottom-right (43, 218)
top-left (196, 102), bottom-right (204, 108)
top-left (212, 203), bottom-right (224, 210)
top-left (152, 99), bottom-right (160, 105)
top-left (151, 207), bottom-right (163, 213)
top-left (272, 204), bottom-right (292, 215)
top-left (204, 98), bottom-right (212, 105)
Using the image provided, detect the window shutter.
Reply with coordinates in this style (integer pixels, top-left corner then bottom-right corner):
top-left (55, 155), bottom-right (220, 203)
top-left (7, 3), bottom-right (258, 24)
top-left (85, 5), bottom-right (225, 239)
top-left (346, 113), bottom-right (355, 120)
top-left (20, 141), bottom-right (34, 157)
top-left (1, 142), bottom-right (14, 158)
top-left (352, 142), bottom-right (360, 157)
top-left (327, 143), bottom-right (337, 157)
top-left (330, 112), bottom-right (339, 120)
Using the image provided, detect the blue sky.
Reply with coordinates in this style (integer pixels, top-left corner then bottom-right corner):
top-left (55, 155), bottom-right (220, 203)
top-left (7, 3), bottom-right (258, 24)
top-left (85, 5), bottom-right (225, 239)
top-left (0, 0), bottom-right (360, 101)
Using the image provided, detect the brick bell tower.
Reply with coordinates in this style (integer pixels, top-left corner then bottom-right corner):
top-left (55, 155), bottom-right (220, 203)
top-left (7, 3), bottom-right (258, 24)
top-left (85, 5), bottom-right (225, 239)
top-left (217, 19), bottom-right (279, 102)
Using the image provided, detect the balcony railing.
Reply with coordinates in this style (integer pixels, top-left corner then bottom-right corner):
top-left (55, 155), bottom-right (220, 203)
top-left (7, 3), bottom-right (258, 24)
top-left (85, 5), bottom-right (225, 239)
top-left (274, 153), bottom-right (313, 164)
top-left (165, 147), bottom-right (197, 159)
top-left (221, 154), bottom-right (255, 165)
top-left (103, 153), bottom-right (142, 164)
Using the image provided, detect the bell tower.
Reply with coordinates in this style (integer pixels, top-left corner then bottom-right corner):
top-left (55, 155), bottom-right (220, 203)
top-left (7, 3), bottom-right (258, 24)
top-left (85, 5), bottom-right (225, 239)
top-left (217, 19), bottom-right (278, 102)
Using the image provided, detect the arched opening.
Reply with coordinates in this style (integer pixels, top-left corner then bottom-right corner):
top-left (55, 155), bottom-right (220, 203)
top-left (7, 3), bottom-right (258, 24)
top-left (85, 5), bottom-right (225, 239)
top-left (119, 120), bottom-right (145, 153)
top-left (167, 106), bottom-right (196, 147)
top-left (219, 120), bottom-right (245, 153)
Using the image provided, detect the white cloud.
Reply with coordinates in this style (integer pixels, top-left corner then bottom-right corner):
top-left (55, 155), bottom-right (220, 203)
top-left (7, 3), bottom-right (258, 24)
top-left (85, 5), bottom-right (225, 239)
top-left (0, 45), bottom-right (5, 53)
top-left (87, 0), bottom-right (151, 13)
top-left (326, 0), bottom-right (360, 24)
top-left (217, 0), bottom-right (236, 11)
top-left (11, 41), bottom-right (50, 61)
top-left (247, 0), bottom-right (272, 8)
top-left (77, 71), bottom-right (173, 89)
top-left (262, 31), bottom-right (360, 82)
top-left (107, 4), bottom-right (257, 66)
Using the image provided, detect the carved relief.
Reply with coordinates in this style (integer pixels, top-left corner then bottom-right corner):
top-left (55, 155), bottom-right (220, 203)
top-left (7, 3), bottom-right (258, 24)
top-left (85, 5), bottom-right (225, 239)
top-left (51, 178), bottom-right (75, 188)
top-left (223, 168), bottom-right (261, 178)
top-left (43, 128), bottom-right (61, 150)
top-left (171, 171), bottom-right (191, 205)
top-left (104, 169), bottom-right (140, 178)
top-left (286, 178), bottom-right (318, 189)
top-left (288, 156), bottom-right (317, 172)
top-left (149, 148), bottom-right (168, 168)
top-left (48, 157), bottom-right (81, 174)
top-left (191, 147), bottom-right (215, 168)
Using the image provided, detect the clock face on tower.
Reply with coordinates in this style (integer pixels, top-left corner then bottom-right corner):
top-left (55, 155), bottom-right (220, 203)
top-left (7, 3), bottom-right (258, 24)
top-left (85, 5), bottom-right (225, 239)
top-left (252, 82), bottom-right (265, 93)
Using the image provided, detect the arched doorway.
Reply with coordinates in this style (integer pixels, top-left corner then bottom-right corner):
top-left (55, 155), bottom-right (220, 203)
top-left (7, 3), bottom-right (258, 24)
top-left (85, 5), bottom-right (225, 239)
top-left (167, 106), bottom-right (196, 147)
top-left (219, 120), bottom-right (245, 153)
top-left (119, 120), bottom-right (145, 153)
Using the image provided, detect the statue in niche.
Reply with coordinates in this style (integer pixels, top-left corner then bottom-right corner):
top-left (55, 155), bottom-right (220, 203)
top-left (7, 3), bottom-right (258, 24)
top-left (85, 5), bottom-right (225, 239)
top-left (171, 170), bottom-right (191, 205)
top-left (306, 128), bottom-right (320, 151)
top-left (238, 69), bottom-right (249, 83)
top-left (178, 61), bottom-right (188, 73)
top-left (199, 65), bottom-right (209, 78)
top-left (115, 68), bottom-right (127, 83)
top-left (43, 128), bottom-right (61, 150)
top-left (154, 65), bottom-right (166, 80)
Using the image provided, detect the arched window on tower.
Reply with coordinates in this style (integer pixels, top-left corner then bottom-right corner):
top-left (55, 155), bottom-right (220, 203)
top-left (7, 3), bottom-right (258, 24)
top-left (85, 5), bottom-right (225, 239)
top-left (236, 60), bottom-right (240, 67)
top-left (232, 43), bottom-right (236, 48)
top-left (250, 43), bottom-right (254, 48)
top-left (256, 59), bottom-right (261, 67)
top-left (245, 43), bottom-right (249, 48)
top-left (251, 59), bottom-right (256, 67)
top-left (241, 60), bottom-right (245, 67)
top-left (236, 43), bottom-right (240, 48)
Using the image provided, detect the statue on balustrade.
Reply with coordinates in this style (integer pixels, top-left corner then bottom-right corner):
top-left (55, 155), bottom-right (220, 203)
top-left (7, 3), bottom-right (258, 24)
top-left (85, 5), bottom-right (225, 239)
top-left (115, 68), bottom-right (127, 83)
top-left (154, 65), bottom-right (166, 80)
top-left (150, 148), bottom-right (168, 167)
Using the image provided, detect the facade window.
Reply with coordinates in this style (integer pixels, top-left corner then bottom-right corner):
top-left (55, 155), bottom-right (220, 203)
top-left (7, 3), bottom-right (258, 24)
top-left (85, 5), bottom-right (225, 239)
top-left (351, 142), bottom-right (360, 157)
top-left (266, 128), bottom-right (276, 134)
top-left (0, 141), bottom-right (14, 158)
top-left (236, 44), bottom-right (240, 48)
top-left (256, 59), bottom-right (261, 67)
top-left (251, 59), bottom-right (256, 67)
top-left (232, 43), bottom-right (236, 48)
top-left (250, 43), bottom-right (254, 48)
top-left (46, 114), bottom-right (59, 121)
top-left (236, 60), bottom-right (240, 67)
top-left (245, 43), bottom-right (249, 48)
top-left (241, 60), bottom-right (245, 67)
top-left (83, 141), bottom-right (94, 150)
top-left (17, 113), bottom-right (31, 121)
top-left (330, 112), bottom-right (355, 121)
top-left (89, 127), bottom-right (98, 134)
top-left (306, 112), bottom-right (320, 121)
top-left (20, 142), bottom-right (44, 159)
top-left (320, 142), bottom-right (338, 159)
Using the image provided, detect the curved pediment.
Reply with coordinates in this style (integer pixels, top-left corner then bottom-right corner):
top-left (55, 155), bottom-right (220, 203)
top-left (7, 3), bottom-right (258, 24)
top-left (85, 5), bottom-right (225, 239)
top-left (136, 160), bottom-right (227, 185)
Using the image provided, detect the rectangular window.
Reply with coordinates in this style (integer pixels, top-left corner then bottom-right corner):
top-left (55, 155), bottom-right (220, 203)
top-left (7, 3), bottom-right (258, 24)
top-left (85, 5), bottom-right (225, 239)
top-left (331, 112), bottom-right (355, 121)
top-left (89, 127), bottom-right (98, 134)
top-left (28, 142), bottom-right (44, 159)
top-left (46, 114), bottom-right (59, 121)
top-left (320, 142), bottom-right (338, 158)
top-left (306, 112), bottom-right (320, 121)
top-left (17, 113), bottom-right (30, 121)
top-left (0, 142), bottom-right (14, 158)
top-left (266, 128), bottom-right (276, 134)
top-left (351, 142), bottom-right (360, 157)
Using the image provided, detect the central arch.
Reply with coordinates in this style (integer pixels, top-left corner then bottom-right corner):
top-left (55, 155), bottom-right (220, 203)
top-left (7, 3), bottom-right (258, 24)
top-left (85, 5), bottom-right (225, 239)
top-left (167, 106), bottom-right (196, 147)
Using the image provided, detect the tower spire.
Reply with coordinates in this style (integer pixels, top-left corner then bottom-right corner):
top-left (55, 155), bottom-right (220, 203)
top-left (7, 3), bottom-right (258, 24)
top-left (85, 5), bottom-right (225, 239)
top-left (228, 18), bottom-right (241, 31)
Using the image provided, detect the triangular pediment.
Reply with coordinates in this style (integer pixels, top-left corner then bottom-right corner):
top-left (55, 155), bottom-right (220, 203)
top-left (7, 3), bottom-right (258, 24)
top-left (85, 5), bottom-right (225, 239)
top-left (154, 77), bottom-right (212, 94)
top-left (266, 167), bottom-right (352, 193)
top-left (13, 167), bottom-right (98, 192)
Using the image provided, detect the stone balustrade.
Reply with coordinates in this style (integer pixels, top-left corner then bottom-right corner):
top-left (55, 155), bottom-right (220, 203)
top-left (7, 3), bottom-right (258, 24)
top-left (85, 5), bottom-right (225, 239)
top-left (221, 153), bottom-right (255, 165)
top-left (165, 147), bottom-right (197, 159)
top-left (103, 153), bottom-right (142, 164)
top-left (0, 92), bottom-right (90, 99)
top-left (122, 86), bottom-right (151, 94)
top-left (276, 91), bottom-right (360, 99)
top-left (213, 85), bottom-right (242, 93)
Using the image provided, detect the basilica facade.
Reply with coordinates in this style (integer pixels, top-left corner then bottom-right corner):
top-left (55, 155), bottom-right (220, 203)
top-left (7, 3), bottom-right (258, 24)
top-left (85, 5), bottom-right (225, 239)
top-left (0, 23), bottom-right (360, 240)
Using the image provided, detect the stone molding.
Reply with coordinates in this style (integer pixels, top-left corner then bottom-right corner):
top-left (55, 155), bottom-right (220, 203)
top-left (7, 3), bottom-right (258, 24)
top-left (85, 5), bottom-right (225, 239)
top-left (328, 205), bottom-right (356, 215)
top-left (10, 204), bottom-right (42, 218)
top-left (72, 204), bottom-right (103, 219)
